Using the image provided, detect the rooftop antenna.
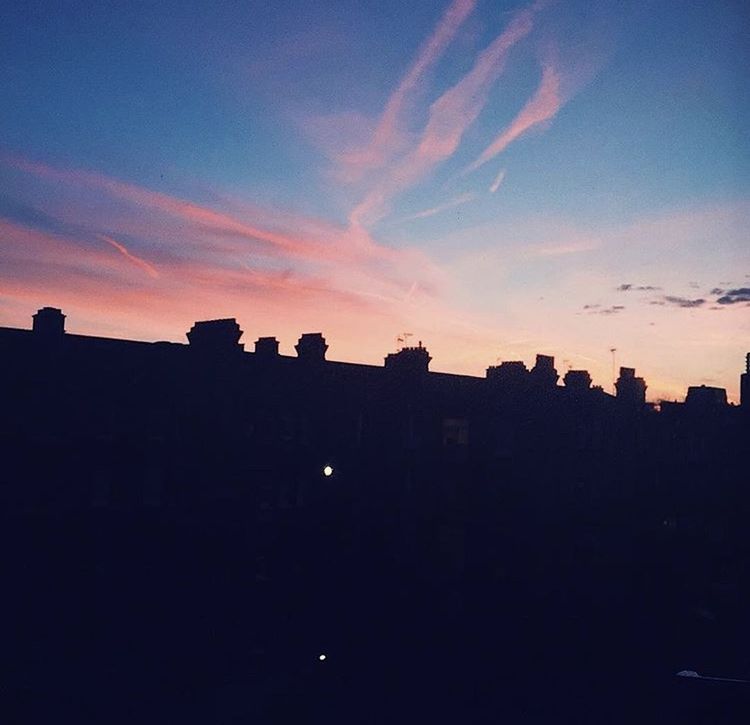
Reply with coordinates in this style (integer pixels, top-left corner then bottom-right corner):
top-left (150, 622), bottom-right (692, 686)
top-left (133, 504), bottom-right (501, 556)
top-left (396, 332), bottom-right (413, 351)
top-left (610, 348), bottom-right (617, 394)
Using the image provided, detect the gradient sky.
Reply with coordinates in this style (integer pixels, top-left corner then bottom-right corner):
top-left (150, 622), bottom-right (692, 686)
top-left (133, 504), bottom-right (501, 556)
top-left (1, 0), bottom-right (748, 401)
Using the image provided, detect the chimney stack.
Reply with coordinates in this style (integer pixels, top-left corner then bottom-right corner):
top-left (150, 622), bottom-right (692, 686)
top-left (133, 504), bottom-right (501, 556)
top-left (32, 307), bottom-right (65, 342)
top-left (295, 333), bottom-right (328, 363)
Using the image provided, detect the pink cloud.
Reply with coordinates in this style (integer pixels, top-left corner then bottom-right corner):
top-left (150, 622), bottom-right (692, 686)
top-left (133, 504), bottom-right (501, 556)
top-left (8, 156), bottom-right (335, 260)
top-left (99, 234), bottom-right (160, 279)
top-left (464, 59), bottom-right (561, 174)
top-left (401, 191), bottom-right (476, 221)
top-left (4, 154), bottom-right (448, 296)
top-left (337, 0), bottom-right (477, 182)
top-left (0, 216), bottom-right (380, 333)
top-left (349, 2), bottom-right (539, 228)
top-left (489, 168), bottom-right (506, 193)
top-left (0, 155), bottom-right (454, 348)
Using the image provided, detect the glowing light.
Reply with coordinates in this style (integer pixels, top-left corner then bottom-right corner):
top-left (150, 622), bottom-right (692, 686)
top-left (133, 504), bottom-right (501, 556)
top-left (323, 465), bottom-right (333, 477)
top-left (318, 654), bottom-right (327, 661)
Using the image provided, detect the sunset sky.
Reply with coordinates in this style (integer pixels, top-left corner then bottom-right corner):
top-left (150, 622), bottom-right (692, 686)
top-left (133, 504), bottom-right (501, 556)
top-left (1, 0), bottom-right (748, 401)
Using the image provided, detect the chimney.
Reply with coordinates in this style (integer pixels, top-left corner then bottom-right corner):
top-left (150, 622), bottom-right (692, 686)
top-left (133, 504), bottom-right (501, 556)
top-left (295, 333), bottom-right (328, 363)
top-left (686, 385), bottom-right (728, 409)
top-left (486, 361), bottom-right (528, 388)
top-left (615, 366), bottom-right (647, 407)
top-left (385, 341), bottom-right (431, 374)
top-left (254, 336), bottom-right (279, 358)
top-left (529, 354), bottom-right (559, 388)
top-left (187, 318), bottom-right (244, 353)
top-left (563, 369), bottom-right (592, 392)
top-left (32, 307), bottom-right (65, 341)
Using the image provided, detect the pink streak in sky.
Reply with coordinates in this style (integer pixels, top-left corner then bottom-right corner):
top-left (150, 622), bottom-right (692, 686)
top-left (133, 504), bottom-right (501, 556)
top-left (99, 234), bottom-right (160, 279)
top-left (349, 2), bottom-right (539, 229)
top-left (339, 0), bottom-right (476, 180)
top-left (403, 191), bottom-right (476, 221)
top-left (6, 156), bottom-right (382, 264)
top-left (465, 60), bottom-right (562, 174)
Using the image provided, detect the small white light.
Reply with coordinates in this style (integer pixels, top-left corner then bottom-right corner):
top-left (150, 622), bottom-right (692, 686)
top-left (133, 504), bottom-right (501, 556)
top-left (323, 465), bottom-right (333, 477)
top-left (318, 653), bottom-right (326, 661)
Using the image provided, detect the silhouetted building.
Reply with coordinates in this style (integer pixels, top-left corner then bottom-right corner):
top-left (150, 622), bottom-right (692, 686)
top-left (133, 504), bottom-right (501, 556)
top-left (563, 369), bottom-right (592, 392)
top-left (0, 305), bottom-right (745, 524)
top-left (615, 366), bottom-right (647, 408)
top-left (742, 353), bottom-right (750, 408)
top-left (32, 306), bottom-right (65, 341)
top-left (385, 341), bottom-right (431, 374)
top-left (685, 384), bottom-right (728, 410)
top-left (295, 332), bottom-right (328, 362)
top-left (529, 353), bottom-right (559, 389)
top-left (254, 336), bottom-right (280, 358)
top-left (187, 318), bottom-right (244, 354)
top-left (486, 361), bottom-right (528, 385)
top-left (2, 305), bottom-right (748, 724)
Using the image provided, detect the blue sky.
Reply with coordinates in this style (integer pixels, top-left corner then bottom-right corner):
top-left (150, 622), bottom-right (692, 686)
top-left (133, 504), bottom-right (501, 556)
top-left (1, 0), bottom-right (748, 399)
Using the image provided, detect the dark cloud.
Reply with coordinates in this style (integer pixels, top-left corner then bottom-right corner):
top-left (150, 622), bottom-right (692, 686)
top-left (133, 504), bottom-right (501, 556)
top-left (617, 283), bottom-right (661, 292)
top-left (716, 288), bottom-right (750, 305)
top-left (663, 296), bottom-right (705, 308)
top-left (583, 304), bottom-right (601, 309)
top-left (592, 305), bottom-right (625, 315)
top-left (710, 288), bottom-right (725, 295)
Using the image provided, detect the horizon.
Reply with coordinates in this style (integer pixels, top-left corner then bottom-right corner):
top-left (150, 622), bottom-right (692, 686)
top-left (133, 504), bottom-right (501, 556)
top-left (4, 302), bottom-right (744, 405)
top-left (1, 1), bottom-right (748, 401)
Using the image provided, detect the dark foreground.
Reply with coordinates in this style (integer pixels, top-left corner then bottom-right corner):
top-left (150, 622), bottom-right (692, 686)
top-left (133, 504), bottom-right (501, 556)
top-left (3, 504), bottom-right (749, 725)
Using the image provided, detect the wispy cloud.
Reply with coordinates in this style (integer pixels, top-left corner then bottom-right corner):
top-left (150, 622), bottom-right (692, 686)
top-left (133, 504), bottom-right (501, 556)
top-left (617, 283), bottom-right (661, 291)
top-left (598, 305), bottom-right (625, 315)
top-left (99, 234), bottom-right (160, 279)
top-left (4, 154), bottom-right (450, 298)
top-left (349, 2), bottom-right (540, 228)
top-left (662, 295), bottom-right (706, 308)
top-left (337, 0), bottom-right (476, 181)
top-left (526, 238), bottom-right (599, 257)
top-left (716, 287), bottom-right (750, 305)
top-left (402, 191), bottom-right (476, 221)
top-left (7, 155), bottom-right (338, 261)
top-left (464, 58), bottom-right (561, 175)
top-left (489, 168), bottom-right (506, 193)
top-left (584, 303), bottom-right (624, 315)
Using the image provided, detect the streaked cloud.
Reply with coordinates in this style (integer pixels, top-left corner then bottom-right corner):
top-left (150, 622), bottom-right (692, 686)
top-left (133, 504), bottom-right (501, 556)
top-left (716, 287), bottom-right (750, 305)
top-left (617, 283), bottom-right (661, 291)
top-left (661, 296), bottom-right (706, 308)
top-left (99, 234), bottom-right (160, 279)
top-left (489, 168), bottom-right (506, 193)
top-left (464, 59), bottom-right (562, 175)
top-left (402, 191), bottom-right (476, 221)
top-left (3, 154), bottom-right (447, 298)
top-left (349, 2), bottom-right (540, 228)
top-left (336, 0), bottom-right (476, 182)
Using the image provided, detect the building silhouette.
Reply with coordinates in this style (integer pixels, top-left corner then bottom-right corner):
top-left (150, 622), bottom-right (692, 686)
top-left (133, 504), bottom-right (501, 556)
top-left (1, 307), bottom-right (748, 722)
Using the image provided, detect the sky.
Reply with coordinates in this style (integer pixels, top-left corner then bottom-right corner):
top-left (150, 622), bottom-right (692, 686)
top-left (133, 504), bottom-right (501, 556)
top-left (1, 0), bottom-right (748, 401)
